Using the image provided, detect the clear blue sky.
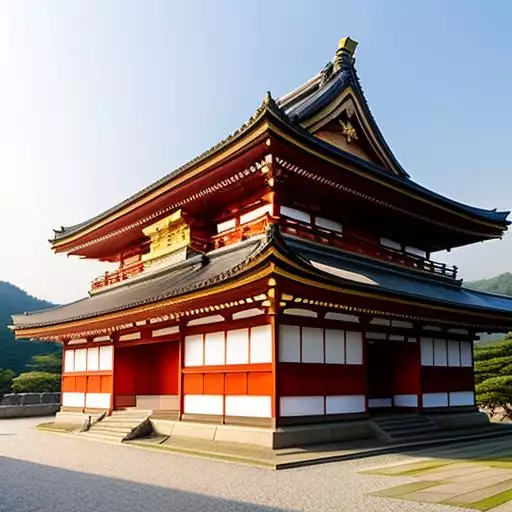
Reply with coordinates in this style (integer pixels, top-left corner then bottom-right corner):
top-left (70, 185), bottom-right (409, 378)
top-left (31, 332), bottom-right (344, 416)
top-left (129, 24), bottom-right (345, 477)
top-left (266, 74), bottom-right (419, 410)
top-left (1, 0), bottom-right (511, 304)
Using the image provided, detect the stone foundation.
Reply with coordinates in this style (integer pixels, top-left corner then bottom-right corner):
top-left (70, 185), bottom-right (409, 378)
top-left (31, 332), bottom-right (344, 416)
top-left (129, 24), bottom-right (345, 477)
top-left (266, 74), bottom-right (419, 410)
top-left (150, 418), bottom-right (375, 448)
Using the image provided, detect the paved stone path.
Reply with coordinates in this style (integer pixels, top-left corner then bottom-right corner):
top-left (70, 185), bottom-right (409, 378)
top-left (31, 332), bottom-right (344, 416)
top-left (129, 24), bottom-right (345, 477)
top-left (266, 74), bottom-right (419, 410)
top-left (0, 416), bottom-right (510, 512)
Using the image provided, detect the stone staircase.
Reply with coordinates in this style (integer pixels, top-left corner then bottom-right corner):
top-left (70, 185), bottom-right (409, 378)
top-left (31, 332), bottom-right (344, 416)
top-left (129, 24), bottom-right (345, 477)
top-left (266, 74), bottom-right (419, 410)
top-left (372, 414), bottom-right (439, 443)
top-left (81, 409), bottom-right (153, 443)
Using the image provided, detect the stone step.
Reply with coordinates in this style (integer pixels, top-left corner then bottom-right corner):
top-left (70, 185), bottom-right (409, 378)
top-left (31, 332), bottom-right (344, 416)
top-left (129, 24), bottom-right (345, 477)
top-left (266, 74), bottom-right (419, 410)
top-left (378, 422), bottom-right (437, 433)
top-left (82, 430), bottom-right (125, 440)
top-left (89, 426), bottom-right (134, 435)
top-left (385, 427), bottom-right (438, 438)
top-left (100, 419), bottom-right (147, 427)
top-left (374, 415), bottom-right (428, 426)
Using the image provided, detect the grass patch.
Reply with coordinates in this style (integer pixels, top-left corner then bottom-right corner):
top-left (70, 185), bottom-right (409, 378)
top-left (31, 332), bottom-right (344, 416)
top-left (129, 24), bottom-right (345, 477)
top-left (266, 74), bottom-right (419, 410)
top-left (363, 460), bottom-right (451, 476)
top-left (446, 488), bottom-right (512, 511)
top-left (370, 480), bottom-right (440, 498)
top-left (36, 422), bottom-right (78, 433)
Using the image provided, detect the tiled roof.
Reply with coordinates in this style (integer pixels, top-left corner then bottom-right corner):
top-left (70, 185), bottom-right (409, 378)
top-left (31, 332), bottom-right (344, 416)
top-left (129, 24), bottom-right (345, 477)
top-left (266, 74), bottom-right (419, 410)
top-left (12, 237), bottom-right (264, 329)
top-left (52, 40), bottom-right (509, 244)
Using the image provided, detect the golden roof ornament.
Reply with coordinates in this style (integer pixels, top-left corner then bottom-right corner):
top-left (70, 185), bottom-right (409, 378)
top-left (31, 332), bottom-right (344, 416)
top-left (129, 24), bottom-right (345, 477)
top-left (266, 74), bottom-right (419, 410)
top-left (340, 120), bottom-right (358, 143)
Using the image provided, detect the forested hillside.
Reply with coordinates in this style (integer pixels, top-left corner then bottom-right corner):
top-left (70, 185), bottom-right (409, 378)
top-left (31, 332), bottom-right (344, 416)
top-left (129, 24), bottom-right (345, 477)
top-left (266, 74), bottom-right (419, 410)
top-left (466, 273), bottom-right (512, 296)
top-left (0, 281), bottom-right (59, 373)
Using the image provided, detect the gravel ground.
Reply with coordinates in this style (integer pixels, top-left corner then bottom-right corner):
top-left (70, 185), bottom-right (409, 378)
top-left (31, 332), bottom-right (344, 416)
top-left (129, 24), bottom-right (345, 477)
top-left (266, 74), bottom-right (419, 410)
top-left (0, 417), bottom-right (491, 512)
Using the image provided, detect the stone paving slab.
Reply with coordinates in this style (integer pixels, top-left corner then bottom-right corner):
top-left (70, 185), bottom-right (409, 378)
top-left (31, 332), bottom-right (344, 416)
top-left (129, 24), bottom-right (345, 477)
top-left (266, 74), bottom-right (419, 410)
top-left (366, 442), bottom-right (512, 510)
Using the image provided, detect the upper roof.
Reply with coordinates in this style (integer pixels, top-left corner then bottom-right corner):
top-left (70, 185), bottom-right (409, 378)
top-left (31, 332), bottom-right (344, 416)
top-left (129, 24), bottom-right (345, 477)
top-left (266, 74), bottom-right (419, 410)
top-left (51, 37), bottom-right (509, 249)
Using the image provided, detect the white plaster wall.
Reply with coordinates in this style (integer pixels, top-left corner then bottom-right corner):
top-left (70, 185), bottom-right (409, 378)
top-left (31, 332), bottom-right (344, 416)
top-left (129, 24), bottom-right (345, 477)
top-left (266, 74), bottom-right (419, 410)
top-left (249, 325), bottom-right (272, 363)
top-left (99, 345), bottom-right (113, 371)
top-left (280, 396), bottom-right (324, 416)
top-left (301, 327), bottom-right (323, 363)
top-left (345, 331), bottom-right (362, 364)
top-left (184, 335), bottom-right (203, 367)
top-left (326, 395), bottom-right (365, 414)
top-left (225, 396), bottom-right (271, 418)
top-left (184, 395), bottom-right (223, 415)
top-left (325, 329), bottom-right (345, 364)
top-left (279, 325), bottom-right (300, 362)
top-left (423, 392), bottom-right (449, 408)
top-left (85, 393), bottom-right (110, 409)
top-left (62, 392), bottom-right (85, 408)
top-left (226, 329), bottom-right (249, 365)
top-left (449, 391), bottom-right (474, 406)
top-left (394, 394), bottom-right (418, 407)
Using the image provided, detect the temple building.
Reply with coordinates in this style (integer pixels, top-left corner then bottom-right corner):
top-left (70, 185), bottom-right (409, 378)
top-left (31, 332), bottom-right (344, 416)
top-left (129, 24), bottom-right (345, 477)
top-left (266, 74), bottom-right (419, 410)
top-left (11, 37), bottom-right (512, 446)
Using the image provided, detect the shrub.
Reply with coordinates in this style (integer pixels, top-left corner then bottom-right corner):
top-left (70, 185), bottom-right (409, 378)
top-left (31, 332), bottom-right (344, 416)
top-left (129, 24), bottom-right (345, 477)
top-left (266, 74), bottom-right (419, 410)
top-left (11, 372), bottom-right (61, 393)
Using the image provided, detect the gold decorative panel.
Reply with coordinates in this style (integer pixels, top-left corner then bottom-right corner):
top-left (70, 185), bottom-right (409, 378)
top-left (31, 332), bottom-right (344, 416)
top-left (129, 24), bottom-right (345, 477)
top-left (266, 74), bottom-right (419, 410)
top-left (142, 210), bottom-right (191, 264)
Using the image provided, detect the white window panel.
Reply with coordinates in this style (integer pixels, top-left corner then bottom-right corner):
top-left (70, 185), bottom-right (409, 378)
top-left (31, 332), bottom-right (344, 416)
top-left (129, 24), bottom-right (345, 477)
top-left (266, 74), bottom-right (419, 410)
top-left (184, 395), bottom-right (223, 415)
top-left (280, 206), bottom-right (311, 224)
top-left (301, 327), bottom-right (324, 363)
top-left (99, 345), bottom-right (113, 371)
top-left (250, 325), bottom-right (272, 363)
top-left (87, 347), bottom-right (99, 371)
top-left (434, 339), bottom-right (447, 366)
top-left (279, 325), bottom-right (300, 362)
top-left (226, 329), bottom-right (249, 365)
top-left (225, 396), bottom-right (271, 418)
top-left (420, 338), bottom-right (434, 366)
top-left (74, 348), bottom-right (87, 372)
top-left (423, 392), bottom-right (449, 408)
top-left (345, 331), bottom-right (362, 364)
top-left (368, 398), bottom-right (392, 408)
top-left (449, 391), bottom-right (474, 406)
top-left (280, 396), bottom-right (324, 416)
top-left (405, 246), bottom-right (427, 258)
top-left (85, 393), bottom-right (110, 409)
top-left (325, 329), bottom-right (345, 364)
top-left (460, 342), bottom-right (473, 367)
top-left (217, 218), bottom-right (236, 233)
top-left (394, 394), bottom-right (418, 407)
top-left (62, 392), bottom-right (85, 408)
top-left (447, 341), bottom-right (461, 367)
top-left (240, 204), bottom-right (272, 224)
top-left (204, 331), bottom-right (225, 366)
top-left (64, 350), bottom-right (75, 373)
top-left (326, 395), bottom-right (365, 414)
top-left (184, 335), bottom-right (204, 367)
top-left (380, 238), bottom-right (401, 251)
top-left (315, 217), bottom-right (343, 233)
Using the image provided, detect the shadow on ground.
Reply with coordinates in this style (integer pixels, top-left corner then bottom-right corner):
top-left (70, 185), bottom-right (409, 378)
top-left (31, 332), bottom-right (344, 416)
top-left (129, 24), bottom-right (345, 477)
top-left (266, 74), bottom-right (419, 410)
top-left (0, 456), bottom-right (294, 512)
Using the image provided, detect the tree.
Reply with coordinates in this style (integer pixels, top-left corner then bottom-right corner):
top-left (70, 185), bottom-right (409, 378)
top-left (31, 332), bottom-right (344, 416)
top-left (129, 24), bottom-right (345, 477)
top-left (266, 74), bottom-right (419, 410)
top-left (0, 368), bottom-right (15, 398)
top-left (474, 337), bottom-right (512, 420)
top-left (28, 352), bottom-right (62, 374)
top-left (11, 372), bottom-right (61, 393)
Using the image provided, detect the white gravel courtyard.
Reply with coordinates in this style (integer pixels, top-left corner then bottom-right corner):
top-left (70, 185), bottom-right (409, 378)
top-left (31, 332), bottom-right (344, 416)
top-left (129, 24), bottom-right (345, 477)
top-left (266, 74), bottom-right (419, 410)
top-left (1, 416), bottom-right (507, 512)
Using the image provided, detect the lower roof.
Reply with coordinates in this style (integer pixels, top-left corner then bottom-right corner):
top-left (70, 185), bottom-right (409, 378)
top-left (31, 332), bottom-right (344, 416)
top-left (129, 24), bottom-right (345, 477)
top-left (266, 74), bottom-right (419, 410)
top-left (12, 231), bottom-right (512, 332)
top-left (12, 238), bottom-right (263, 330)
top-left (286, 237), bottom-right (512, 315)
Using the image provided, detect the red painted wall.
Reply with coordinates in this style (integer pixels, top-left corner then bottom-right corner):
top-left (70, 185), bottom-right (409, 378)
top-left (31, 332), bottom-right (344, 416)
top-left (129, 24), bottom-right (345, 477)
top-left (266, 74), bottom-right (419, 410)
top-left (421, 366), bottom-right (474, 393)
top-left (114, 341), bottom-right (179, 397)
top-left (277, 363), bottom-right (366, 396)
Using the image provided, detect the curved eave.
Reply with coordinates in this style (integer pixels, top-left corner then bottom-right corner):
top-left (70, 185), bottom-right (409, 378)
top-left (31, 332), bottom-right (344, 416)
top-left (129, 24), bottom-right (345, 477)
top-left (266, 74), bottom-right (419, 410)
top-left (264, 103), bottom-right (509, 231)
top-left (51, 94), bottom-right (277, 251)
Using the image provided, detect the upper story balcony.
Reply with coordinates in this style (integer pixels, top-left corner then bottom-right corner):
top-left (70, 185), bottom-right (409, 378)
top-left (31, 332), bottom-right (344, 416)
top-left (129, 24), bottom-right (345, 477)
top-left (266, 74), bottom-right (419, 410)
top-left (280, 216), bottom-right (458, 281)
top-left (90, 260), bottom-right (144, 292)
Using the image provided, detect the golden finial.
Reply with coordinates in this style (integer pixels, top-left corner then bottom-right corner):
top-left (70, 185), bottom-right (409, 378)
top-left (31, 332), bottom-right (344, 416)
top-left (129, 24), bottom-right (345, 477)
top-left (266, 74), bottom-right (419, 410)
top-left (338, 36), bottom-right (358, 56)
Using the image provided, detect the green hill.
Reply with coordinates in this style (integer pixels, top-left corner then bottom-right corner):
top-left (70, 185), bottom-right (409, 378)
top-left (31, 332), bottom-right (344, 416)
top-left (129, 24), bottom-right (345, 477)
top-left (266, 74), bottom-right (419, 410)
top-left (466, 272), bottom-right (512, 296)
top-left (0, 281), bottom-right (59, 373)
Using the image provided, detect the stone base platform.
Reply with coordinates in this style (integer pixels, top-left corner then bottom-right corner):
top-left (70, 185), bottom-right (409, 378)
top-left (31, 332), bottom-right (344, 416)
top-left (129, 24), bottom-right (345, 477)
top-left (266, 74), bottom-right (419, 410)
top-left (151, 418), bottom-right (376, 449)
